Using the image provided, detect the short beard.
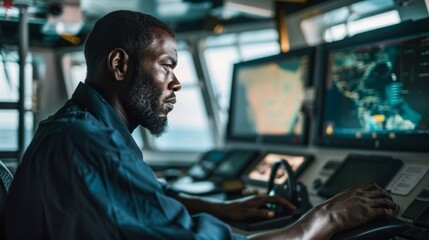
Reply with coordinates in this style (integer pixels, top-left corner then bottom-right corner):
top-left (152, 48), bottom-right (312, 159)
top-left (123, 69), bottom-right (168, 137)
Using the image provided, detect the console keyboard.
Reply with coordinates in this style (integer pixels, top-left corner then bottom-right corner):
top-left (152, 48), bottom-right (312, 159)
top-left (398, 225), bottom-right (429, 240)
top-left (402, 199), bottom-right (429, 220)
top-left (398, 188), bottom-right (429, 239)
top-left (402, 188), bottom-right (429, 220)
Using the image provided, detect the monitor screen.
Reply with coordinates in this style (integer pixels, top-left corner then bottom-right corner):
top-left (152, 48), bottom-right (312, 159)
top-left (243, 152), bottom-right (312, 187)
top-left (227, 48), bottom-right (314, 145)
top-left (316, 18), bottom-right (429, 152)
top-left (317, 154), bottom-right (403, 198)
top-left (211, 149), bottom-right (260, 179)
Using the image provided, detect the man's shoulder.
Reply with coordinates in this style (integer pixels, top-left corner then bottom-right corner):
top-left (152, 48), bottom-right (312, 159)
top-left (37, 103), bottom-right (113, 143)
top-left (27, 109), bottom-right (126, 168)
top-left (45, 100), bottom-right (96, 125)
top-left (30, 98), bottom-right (136, 158)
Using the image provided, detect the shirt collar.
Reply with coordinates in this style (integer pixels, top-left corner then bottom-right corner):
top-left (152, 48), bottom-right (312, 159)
top-left (72, 82), bottom-right (141, 155)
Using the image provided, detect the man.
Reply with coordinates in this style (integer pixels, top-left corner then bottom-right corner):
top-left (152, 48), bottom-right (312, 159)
top-left (4, 10), bottom-right (399, 239)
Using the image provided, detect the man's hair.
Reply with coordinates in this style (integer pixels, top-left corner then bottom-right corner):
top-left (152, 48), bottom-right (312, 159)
top-left (84, 10), bottom-right (175, 79)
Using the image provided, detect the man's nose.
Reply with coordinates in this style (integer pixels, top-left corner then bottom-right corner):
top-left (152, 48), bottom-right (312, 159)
top-left (171, 74), bottom-right (181, 91)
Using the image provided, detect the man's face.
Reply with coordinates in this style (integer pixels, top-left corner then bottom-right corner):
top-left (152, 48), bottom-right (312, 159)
top-left (123, 28), bottom-right (181, 136)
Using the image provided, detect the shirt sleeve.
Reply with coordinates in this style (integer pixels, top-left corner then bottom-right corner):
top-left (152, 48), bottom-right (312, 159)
top-left (72, 128), bottom-right (247, 240)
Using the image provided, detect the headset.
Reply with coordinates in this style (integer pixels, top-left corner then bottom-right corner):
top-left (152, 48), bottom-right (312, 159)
top-left (266, 159), bottom-right (312, 212)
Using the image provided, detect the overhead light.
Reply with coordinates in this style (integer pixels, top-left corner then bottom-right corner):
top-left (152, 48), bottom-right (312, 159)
top-left (226, 0), bottom-right (274, 18)
top-left (0, 5), bottom-right (19, 20)
top-left (213, 24), bottom-right (224, 34)
top-left (41, 21), bottom-right (83, 35)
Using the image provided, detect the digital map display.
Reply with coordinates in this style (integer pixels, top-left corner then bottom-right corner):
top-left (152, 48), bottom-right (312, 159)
top-left (323, 34), bottom-right (429, 138)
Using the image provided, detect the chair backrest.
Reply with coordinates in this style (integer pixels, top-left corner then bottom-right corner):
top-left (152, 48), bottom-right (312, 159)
top-left (0, 160), bottom-right (13, 217)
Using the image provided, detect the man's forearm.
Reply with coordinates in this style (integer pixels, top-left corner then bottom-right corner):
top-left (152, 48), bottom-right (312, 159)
top-left (248, 205), bottom-right (336, 240)
top-left (173, 193), bottom-right (223, 215)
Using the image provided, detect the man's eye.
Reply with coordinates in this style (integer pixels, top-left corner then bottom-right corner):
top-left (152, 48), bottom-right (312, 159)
top-left (164, 65), bottom-right (173, 72)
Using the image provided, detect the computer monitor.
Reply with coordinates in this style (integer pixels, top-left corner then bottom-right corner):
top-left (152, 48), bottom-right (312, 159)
top-left (226, 47), bottom-right (314, 145)
top-left (315, 18), bottom-right (429, 151)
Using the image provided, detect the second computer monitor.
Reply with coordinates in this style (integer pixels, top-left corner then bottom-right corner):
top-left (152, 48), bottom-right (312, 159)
top-left (226, 47), bottom-right (314, 145)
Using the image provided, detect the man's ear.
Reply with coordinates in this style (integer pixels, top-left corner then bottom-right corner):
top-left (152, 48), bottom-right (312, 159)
top-left (107, 48), bottom-right (129, 81)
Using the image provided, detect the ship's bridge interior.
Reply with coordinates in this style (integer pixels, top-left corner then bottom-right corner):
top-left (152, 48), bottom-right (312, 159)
top-left (1, 0), bottom-right (429, 239)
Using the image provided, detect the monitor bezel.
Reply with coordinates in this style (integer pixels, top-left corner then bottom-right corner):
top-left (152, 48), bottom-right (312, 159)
top-left (226, 47), bottom-right (315, 146)
top-left (314, 18), bottom-right (429, 152)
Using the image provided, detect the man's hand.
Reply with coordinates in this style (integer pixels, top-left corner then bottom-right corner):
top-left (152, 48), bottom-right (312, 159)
top-left (316, 182), bottom-right (400, 232)
top-left (249, 183), bottom-right (399, 240)
top-left (213, 194), bottom-right (296, 220)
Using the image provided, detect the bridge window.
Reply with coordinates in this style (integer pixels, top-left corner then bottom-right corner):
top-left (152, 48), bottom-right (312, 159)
top-left (299, 0), bottom-right (401, 45)
top-left (323, 10), bottom-right (401, 42)
top-left (0, 51), bottom-right (34, 151)
top-left (204, 28), bottom-right (280, 127)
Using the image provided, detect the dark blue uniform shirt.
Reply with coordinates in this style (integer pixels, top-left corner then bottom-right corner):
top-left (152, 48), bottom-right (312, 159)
top-left (4, 82), bottom-right (246, 240)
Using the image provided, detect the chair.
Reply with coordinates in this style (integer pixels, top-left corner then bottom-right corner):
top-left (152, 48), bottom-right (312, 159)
top-left (0, 160), bottom-right (13, 239)
top-left (0, 160), bottom-right (13, 217)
